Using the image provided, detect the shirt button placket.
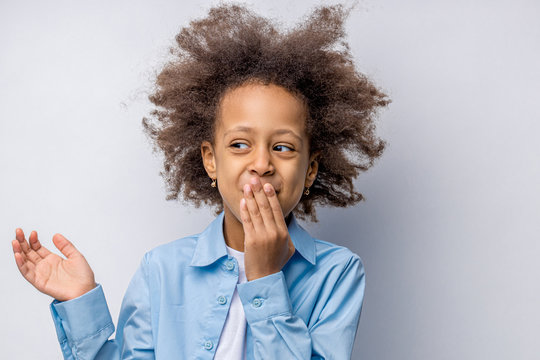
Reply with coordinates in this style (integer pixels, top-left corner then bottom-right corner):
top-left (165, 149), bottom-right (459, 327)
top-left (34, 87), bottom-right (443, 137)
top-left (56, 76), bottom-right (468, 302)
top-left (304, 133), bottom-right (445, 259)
top-left (225, 260), bottom-right (235, 271)
top-left (252, 298), bottom-right (263, 308)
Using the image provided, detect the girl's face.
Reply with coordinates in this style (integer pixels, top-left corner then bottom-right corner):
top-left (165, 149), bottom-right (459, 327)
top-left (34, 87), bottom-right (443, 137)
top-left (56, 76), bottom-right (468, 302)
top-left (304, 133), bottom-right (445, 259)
top-left (201, 83), bottom-right (319, 223)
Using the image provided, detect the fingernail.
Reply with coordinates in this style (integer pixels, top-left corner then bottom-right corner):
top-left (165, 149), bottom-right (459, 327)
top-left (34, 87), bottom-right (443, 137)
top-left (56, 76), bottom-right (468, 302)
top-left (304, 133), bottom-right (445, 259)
top-left (264, 183), bottom-right (273, 194)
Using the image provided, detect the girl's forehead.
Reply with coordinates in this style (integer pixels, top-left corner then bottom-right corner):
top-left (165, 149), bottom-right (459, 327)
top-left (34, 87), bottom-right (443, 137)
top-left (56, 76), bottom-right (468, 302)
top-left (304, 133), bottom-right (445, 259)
top-left (217, 83), bottom-right (308, 133)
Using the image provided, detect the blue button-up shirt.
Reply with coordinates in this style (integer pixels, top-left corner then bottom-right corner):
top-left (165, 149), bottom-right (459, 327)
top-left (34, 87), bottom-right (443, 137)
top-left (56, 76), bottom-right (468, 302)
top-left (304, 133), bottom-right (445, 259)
top-left (50, 212), bottom-right (365, 359)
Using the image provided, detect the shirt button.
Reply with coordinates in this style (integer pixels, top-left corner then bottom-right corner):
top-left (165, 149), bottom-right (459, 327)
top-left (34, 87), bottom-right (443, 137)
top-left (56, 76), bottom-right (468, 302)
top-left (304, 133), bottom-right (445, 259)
top-left (252, 298), bottom-right (263, 308)
top-left (217, 295), bottom-right (227, 305)
top-left (225, 260), bottom-right (235, 271)
top-left (204, 340), bottom-right (213, 350)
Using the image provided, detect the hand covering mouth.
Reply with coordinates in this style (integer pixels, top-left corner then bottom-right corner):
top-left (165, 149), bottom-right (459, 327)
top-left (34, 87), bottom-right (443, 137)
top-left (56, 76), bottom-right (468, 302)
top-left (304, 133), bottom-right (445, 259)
top-left (261, 183), bottom-right (280, 194)
top-left (241, 183), bottom-right (280, 194)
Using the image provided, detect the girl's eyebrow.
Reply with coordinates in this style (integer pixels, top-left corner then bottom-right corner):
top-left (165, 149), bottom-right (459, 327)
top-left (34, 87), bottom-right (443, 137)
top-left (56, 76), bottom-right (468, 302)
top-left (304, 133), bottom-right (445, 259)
top-left (224, 126), bottom-right (304, 144)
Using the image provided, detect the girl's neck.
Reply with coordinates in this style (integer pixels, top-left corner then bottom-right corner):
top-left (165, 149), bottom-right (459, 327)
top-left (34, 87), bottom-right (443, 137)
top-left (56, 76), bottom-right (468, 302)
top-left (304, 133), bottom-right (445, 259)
top-left (222, 207), bottom-right (246, 252)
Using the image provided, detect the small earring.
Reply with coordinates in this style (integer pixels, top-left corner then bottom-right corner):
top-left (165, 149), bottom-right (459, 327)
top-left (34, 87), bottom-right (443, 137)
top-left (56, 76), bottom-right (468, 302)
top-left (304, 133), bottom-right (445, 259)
top-left (304, 187), bottom-right (310, 196)
top-left (211, 178), bottom-right (217, 188)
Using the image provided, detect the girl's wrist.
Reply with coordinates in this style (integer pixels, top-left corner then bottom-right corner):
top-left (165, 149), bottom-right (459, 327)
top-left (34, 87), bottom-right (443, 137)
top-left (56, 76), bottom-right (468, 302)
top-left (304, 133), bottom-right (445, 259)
top-left (58, 282), bottom-right (97, 302)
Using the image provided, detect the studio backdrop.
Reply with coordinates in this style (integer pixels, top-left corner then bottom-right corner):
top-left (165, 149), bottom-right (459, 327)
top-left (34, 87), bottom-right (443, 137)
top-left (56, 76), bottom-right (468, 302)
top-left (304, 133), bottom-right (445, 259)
top-left (1, 0), bottom-right (539, 359)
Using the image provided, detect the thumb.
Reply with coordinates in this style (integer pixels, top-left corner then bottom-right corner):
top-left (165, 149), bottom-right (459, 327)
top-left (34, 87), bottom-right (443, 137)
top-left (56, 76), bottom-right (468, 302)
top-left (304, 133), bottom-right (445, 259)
top-left (52, 233), bottom-right (80, 259)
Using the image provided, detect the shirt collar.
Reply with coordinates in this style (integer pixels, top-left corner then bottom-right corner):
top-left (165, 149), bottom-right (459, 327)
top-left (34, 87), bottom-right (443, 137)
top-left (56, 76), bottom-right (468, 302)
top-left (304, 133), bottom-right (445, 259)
top-left (189, 211), bottom-right (316, 267)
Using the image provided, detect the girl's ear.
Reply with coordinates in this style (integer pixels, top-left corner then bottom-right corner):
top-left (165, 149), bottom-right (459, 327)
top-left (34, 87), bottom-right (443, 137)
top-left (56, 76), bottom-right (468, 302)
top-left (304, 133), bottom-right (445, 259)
top-left (201, 141), bottom-right (217, 179)
top-left (304, 151), bottom-right (321, 188)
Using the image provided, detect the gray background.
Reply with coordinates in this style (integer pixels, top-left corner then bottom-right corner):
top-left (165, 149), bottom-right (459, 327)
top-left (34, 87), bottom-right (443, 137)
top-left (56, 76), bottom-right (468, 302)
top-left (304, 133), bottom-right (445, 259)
top-left (1, 0), bottom-right (539, 359)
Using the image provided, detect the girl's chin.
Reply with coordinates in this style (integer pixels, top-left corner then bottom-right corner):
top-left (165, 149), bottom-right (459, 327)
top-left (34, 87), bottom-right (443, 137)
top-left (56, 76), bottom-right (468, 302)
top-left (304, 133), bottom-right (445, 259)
top-left (223, 205), bottom-right (243, 223)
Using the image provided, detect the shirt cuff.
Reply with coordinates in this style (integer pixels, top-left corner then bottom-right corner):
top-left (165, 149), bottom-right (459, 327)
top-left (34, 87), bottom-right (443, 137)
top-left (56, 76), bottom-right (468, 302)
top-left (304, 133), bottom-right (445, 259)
top-left (50, 283), bottom-right (114, 342)
top-left (237, 271), bottom-right (292, 324)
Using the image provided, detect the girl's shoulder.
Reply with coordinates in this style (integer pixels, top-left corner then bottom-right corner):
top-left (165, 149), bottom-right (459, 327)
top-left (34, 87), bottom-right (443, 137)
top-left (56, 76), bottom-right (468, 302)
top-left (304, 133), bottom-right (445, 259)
top-left (141, 233), bottom-right (202, 268)
top-left (312, 237), bottom-right (365, 272)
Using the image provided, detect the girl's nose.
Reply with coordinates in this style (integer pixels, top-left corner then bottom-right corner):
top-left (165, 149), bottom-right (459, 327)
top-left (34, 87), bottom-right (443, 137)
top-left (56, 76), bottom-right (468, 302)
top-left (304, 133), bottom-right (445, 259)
top-left (249, 147), bottom-right (275, 177)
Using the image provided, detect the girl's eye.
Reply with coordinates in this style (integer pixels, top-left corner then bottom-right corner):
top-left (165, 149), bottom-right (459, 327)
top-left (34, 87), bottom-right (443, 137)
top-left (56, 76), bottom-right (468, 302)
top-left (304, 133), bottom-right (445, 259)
top-left (231, 142), bottom-right (249, 149)
top-left (274, 145), bottom-right (293, 152)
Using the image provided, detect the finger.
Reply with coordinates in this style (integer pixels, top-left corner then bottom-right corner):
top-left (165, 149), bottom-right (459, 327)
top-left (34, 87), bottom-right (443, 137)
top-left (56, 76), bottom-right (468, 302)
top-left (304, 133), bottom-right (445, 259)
top-left (243, 183), bottom-right (265, 232)
top-left (14, 229), bottom-right (42, 264)
top-left (13, 250), bottom-right (25, 269)
top-left (249, 177), bottom-right (275, 229)
top-left (14, 252), bottom-right (35, 276)
top-left (12, 239), bottom-right (23, 258)
top-left (15, 228), bottom-right (31, 254)
top-left (263, 184), bottom-right (293, 255)
top-left (12, 239), bottom-right (29, 264)
top-left (12, 242), bottom-right (36, 282)
top-left (263, 183), bottom-right (287, 230)
top-left (52, 233), bottom-right (80, 259)
top-left (239, 197), bottom-right (255, 236)
top-left (28, 231), bottom-right (52, 258)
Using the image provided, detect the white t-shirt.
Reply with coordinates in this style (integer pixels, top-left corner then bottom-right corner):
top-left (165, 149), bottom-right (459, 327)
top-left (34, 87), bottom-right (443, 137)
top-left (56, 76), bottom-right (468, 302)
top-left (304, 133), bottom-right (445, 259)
top-left (214, 245), bottom-right (248, 360)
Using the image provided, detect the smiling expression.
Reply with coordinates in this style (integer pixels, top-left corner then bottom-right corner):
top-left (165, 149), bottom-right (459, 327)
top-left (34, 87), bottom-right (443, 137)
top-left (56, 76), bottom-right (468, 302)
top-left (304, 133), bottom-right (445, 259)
top-left (201, 82), bottom-right (319, 229)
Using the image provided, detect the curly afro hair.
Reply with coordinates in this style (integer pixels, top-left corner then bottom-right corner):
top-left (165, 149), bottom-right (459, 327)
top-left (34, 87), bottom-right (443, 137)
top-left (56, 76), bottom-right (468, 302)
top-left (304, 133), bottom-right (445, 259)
top-left (142, 3), bottom-right (390, 222)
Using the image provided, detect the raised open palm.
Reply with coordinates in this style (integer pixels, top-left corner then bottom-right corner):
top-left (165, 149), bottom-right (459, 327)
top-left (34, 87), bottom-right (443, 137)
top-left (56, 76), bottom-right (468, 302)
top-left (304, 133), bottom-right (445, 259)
top-left (12, 229), bottom-right (96, 302)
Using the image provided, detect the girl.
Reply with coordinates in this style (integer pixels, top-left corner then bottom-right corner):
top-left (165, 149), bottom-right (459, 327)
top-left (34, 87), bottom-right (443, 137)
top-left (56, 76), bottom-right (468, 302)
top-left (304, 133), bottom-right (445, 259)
top-left (12, 4), bottom-right (389, 359)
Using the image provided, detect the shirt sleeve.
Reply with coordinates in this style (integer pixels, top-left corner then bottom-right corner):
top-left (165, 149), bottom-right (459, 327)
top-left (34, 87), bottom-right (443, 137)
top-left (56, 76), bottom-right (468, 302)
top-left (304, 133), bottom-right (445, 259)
top-left (236, 254), bottom-right (365, 360)
top-left (49, 254), bottom-right (155, 360)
